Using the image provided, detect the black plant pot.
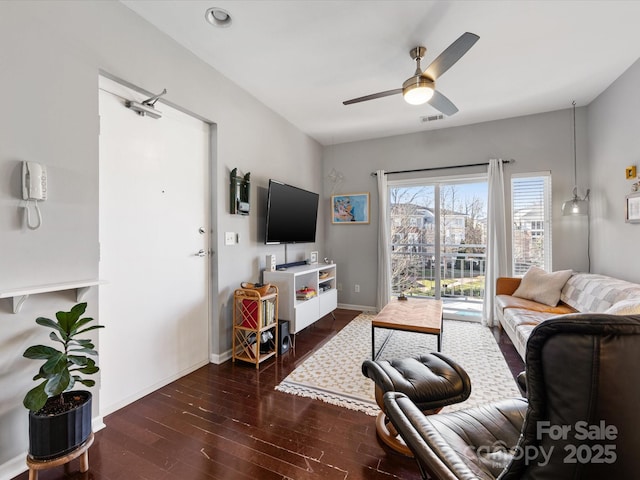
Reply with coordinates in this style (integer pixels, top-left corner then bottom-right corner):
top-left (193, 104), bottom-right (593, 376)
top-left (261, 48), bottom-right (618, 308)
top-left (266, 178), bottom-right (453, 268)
top-left (28, 390), bottom-right (92, 460)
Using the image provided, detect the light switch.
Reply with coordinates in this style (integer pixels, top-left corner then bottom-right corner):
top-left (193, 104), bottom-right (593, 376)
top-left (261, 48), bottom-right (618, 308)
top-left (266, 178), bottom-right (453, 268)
top-left (225, 232), bottom-right (235, 245)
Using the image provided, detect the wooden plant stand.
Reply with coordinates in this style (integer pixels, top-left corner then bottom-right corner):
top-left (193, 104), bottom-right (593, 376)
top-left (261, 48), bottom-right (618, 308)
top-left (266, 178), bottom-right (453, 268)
top-left (26, 432), bottom-right (94, 480)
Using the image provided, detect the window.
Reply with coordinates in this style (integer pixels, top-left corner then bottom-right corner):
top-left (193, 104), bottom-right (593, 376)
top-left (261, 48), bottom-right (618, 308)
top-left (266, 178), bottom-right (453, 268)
top-left (511, 173), bottom-right (552, 276)
top-left (388, 177), bottom-right (488, 321)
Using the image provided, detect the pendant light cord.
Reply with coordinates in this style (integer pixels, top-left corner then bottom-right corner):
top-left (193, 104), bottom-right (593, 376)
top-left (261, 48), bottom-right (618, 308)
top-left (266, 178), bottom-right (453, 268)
top-left (572, 100), bottom-right (578, 197)
top-left (587, 215), bottom-right (591, 273)
top-left (573, 100), bottom-right (591, 273)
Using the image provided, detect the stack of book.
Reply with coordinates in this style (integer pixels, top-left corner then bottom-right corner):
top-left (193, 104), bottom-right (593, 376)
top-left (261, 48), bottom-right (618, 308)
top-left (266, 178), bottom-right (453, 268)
top-left (261, 300), bottom-right (276, 327)
top-left (241, 299), bottom-right (276, 328)
top-left (296, 287), bottom-right (316, 301)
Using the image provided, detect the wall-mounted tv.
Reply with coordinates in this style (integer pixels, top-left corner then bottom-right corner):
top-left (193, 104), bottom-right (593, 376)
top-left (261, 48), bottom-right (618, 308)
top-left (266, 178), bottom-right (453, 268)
top-left (265, 180), bottom-right (319, 244)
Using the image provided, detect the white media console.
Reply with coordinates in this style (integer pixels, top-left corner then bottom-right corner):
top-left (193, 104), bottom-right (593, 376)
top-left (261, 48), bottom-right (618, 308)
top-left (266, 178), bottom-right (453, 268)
top-left (263, 263), bottom-right (337, 334)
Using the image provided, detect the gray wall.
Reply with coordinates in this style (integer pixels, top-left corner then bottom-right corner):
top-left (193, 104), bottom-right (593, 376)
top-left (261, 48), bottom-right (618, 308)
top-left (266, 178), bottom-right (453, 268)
top-left (587, 57), bottom-right (640, 282)
top-left (0, 1), bottom-right (322, 472)
top-left (323, 108), bottom-right (590, 309)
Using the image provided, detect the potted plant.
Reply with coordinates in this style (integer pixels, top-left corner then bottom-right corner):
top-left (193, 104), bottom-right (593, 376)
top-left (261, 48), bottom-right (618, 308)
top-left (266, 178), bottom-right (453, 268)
top-left (22, 302), bottom-right (104, 459)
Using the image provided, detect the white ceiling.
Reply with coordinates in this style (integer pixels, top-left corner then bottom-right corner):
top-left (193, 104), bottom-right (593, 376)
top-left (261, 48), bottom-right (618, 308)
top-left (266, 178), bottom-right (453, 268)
top-left (121, 0), bottom-right (640, 146)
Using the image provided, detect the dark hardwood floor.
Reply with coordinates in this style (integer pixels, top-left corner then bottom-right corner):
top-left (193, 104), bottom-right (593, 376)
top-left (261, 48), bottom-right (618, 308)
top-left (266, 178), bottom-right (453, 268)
top-left (490, 324), bottom-right (526, 379)
top-left (13, 309), bottom-right (524, 480)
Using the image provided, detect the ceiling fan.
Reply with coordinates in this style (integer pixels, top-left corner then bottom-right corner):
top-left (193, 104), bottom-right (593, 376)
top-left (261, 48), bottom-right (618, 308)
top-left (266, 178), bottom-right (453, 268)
top-left (342, 32), bottom-right (479, 116)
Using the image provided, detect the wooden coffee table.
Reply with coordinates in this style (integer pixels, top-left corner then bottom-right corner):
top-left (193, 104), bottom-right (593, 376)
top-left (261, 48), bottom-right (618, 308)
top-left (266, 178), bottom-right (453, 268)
top-left (372, 297), bottom-right (443, 360)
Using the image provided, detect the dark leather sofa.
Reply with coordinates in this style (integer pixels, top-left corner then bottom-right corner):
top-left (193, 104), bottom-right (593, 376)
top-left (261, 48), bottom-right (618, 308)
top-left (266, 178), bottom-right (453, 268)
top-left (383, 314), bottom-right (640, 479)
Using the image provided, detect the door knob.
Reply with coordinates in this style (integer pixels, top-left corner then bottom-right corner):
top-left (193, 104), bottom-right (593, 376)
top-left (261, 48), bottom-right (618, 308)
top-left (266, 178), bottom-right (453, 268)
top-left (196, 249), bottom-right (207, 257)
top-left (198, 227), bottom-right (206, 234)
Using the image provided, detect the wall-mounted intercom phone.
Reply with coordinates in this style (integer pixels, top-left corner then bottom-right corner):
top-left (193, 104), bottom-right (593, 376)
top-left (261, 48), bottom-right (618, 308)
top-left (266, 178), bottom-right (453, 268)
top-left (23, 161), bottom-right (47, 200)
top-left (22, 161), bottom-right (47, 229)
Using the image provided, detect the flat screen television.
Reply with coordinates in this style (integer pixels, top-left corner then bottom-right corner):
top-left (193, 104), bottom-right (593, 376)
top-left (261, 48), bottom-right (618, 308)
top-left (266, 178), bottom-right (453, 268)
top-left (265, 180), bottom-right (319, 244)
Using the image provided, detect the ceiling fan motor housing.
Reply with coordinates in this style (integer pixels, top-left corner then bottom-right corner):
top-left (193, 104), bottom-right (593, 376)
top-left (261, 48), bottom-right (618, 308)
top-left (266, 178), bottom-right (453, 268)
top-left (402, 74), bottom-right (434, 91)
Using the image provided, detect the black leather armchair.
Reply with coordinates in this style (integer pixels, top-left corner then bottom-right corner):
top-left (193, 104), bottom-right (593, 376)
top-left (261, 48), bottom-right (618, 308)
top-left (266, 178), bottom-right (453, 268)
top-left (384, 314), bottom-right (640, 479)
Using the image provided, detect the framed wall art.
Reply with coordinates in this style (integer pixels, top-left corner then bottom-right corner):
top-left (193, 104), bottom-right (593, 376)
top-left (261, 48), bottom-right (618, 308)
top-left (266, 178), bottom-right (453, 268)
top-left (331, 193), bottom-right (370, 224)
top-left (626, 192), bottom-right (640, 223)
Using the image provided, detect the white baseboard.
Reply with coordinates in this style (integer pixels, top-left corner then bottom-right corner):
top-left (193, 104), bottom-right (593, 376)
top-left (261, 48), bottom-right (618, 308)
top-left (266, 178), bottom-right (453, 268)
top-left (338, 303), bottom-right (377, 313)
top-left (0, 452), bottom-right (28, 480)
top-left (92, 416), bottom-right (106, 432)
top-left (210, 349), bottom-right (232, 365)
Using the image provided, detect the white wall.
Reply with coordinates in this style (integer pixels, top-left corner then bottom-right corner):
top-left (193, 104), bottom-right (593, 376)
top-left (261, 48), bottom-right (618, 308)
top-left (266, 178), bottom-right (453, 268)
top-left (587, 57), bottom-right (640, 282)
top-left (323, 108), bottom-right (590, 309)
top-left (0, 1), bottom-right (322, 472)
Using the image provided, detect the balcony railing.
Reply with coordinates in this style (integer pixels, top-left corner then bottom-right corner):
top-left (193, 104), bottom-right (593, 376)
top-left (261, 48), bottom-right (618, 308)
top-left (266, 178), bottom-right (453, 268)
top-left (391, 242), bottom-right (486, 300)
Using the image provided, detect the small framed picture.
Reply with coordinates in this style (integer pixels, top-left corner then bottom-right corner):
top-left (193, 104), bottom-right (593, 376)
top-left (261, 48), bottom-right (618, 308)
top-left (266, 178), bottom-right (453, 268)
top-left (626, 192), bottom-right (640, 223)
top-left (310, 251), bottom-right (318, 264)
top-left (331, 193), bottom-right (370, 224)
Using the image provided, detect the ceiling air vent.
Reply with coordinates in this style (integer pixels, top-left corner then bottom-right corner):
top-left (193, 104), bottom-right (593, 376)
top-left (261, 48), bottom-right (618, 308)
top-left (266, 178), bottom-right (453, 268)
top-left (420, 114), bottom-right (444, 123)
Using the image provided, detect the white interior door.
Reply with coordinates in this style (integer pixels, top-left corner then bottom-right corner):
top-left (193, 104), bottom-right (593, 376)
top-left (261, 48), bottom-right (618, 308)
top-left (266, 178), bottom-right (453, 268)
top-left (98, 77), bottom-right (210, 415)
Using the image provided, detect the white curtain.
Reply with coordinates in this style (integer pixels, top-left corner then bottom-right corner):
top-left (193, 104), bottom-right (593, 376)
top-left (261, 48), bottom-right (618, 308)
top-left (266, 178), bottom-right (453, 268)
top-left (483, 159), bottom-right (508, 326)
top-left (376, 170), bottom-right (391, 312)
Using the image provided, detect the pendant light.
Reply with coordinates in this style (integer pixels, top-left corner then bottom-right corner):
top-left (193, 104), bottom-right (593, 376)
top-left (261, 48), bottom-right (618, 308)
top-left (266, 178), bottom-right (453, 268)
top-left (562, 101), bottom-right (590, 216)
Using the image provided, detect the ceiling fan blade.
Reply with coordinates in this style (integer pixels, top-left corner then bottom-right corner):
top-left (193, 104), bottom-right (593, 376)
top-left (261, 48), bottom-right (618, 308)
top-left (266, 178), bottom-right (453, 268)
top-left (428, 90), bottom-right (459, 116)
top-left (343, 88), bottom-right (402, 105)
top-left (424, 32), bottom-right (479, 80)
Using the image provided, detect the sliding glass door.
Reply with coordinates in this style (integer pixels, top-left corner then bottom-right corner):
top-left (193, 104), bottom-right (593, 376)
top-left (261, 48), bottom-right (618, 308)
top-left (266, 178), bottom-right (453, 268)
top-left (389, 176), bottom-right (487, 320)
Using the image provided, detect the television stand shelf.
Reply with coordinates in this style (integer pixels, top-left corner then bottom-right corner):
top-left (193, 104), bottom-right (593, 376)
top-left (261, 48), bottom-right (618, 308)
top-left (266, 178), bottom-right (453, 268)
top-left (264, 263), bottom-right (337, 334)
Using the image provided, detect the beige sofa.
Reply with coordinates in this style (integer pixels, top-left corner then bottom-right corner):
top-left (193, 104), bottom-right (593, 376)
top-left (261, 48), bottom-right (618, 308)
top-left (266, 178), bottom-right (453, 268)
top-left (496, 271), bottom-right (640, 359)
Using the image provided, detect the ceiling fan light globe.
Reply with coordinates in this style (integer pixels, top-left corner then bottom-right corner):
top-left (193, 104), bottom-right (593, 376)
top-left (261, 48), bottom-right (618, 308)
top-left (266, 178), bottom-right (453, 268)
top-left (404, 87), bottom-right (434, 105)
top-left (402, 75), bottom-right (434, 105)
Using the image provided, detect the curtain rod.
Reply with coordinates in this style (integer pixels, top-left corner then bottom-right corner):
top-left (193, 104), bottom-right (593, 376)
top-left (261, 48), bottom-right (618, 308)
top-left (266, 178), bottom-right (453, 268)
top-left (370, 159), bottom-right (514, 176)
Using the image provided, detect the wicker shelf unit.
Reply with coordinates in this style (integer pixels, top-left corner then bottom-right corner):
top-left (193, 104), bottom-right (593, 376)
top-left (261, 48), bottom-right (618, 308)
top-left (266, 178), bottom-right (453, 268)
top-left (232, 285), bottom-right (279, 368)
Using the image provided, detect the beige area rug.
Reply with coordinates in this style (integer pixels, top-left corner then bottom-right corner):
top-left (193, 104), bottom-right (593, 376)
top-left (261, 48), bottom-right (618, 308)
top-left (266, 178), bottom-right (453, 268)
top-left (275, 313), bottom-right (521, 416)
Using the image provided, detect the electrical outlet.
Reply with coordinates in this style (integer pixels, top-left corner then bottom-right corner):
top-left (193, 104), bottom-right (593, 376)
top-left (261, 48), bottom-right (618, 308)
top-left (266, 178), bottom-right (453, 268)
top-left (354, 284), bottom-right (360, 293)
top-left (224, 232), bottom-right (235, 245)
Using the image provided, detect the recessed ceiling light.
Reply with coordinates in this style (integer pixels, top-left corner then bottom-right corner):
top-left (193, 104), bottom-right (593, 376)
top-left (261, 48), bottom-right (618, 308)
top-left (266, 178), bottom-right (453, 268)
top-left (205, 7), bottom-right (232, 28)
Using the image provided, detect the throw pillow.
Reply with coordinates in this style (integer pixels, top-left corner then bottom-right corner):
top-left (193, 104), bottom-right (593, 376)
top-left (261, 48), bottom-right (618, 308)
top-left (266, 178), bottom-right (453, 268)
top-left (605, 299), bottom-right (640, 315)
top-left (512, 266), bottom-right (573, 307)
